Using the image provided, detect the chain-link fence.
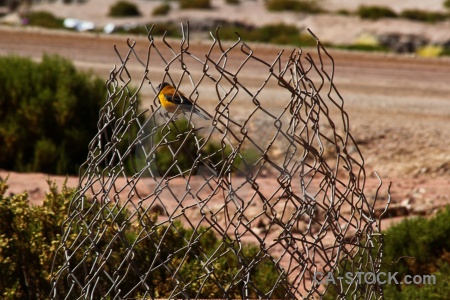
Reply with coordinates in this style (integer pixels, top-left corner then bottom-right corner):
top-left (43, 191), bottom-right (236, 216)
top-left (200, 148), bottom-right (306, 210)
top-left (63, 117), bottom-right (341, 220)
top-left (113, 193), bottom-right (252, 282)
top-left (50, 24), bottom-right (390, 299)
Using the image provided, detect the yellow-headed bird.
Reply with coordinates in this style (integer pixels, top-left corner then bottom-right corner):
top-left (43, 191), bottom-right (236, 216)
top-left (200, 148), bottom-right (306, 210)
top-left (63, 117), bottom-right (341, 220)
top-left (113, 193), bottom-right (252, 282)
top-left (157, 82), bottom-right (211, 120)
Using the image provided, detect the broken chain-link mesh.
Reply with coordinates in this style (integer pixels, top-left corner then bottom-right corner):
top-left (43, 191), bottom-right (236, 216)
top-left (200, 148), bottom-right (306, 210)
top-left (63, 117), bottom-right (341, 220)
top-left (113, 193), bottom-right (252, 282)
top-left (50, 25), bottom-right (389, 299)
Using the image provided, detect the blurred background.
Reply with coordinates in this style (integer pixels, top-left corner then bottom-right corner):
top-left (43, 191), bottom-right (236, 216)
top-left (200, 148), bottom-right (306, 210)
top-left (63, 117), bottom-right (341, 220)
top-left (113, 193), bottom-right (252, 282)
top-left (2, 0), bottom-right (450, 54)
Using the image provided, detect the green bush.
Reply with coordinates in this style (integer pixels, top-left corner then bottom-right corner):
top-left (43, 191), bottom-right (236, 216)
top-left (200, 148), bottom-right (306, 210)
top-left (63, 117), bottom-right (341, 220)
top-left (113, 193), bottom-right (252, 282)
top-left (259, 23), bottom-right (316, 46)
top-left (0, 55), bottom-right (106, 175)
top-left (149, 119), bottom-right (264, 177)
top-left (382, 206), bottom-right (450, 276)
top-left (114, 22), bottom-right (182, 38)
top-left (108, 0), bottom-right (141, 17)
top-left (400, 9), bottom-right (448, 23)
top-left (265, 0), bottom-right (323, 14)
top-left (445, 0), bottom-right (450, 9)
top-left (381, 206), bottom-right (450, 298)
top-left (153, 119), bottom-right (232, 177)
top-left (383, 265), bottom-right (450, 299)
top-left (336, 44), bottom-right (389, 53)
top-left (152, 3), bottom-right (171, 15)
top-left (179, 0), bottom-right (211, 9)
top-left (441, 48), bottom-right (450, 56)
top-left (217, 23), bottom-right (317, 47)
top-left (0, 179), bottom-right (287, 298)
top-left (336, 9), bottom-right (351, 16)
top-left (0, 180), bottom-right (73, 299)
top-left (324, 205), bottom-right (450, 298)
top-left (357, 5), bottom-right (397, 20)
top-left (25, 11), bottom-right (64, 29)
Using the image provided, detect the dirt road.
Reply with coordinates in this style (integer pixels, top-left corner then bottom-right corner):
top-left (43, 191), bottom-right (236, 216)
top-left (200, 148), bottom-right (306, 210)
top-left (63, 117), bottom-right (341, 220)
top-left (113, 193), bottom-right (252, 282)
top-left (1, 26), bottom-right (449, 208)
